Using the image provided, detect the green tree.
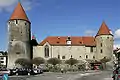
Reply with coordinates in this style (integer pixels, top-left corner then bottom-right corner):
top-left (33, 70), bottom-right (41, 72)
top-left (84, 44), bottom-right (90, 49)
top-left (65, 58), bottom-right (78, 66)
top-left (15, 58), bottom-right (31, 67)
top-left (32, 57), bottom-right (45, 66)
top-left (47, 58), bottom-right (61, 66)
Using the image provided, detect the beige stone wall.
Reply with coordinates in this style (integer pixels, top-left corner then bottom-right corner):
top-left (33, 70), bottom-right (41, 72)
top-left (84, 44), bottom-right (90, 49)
top-left (7, 20), bottom-right (31, 69)
top-left (95, 35), bottom-right (113, 60)
top-left (33, 42), bottom-right (96, 61)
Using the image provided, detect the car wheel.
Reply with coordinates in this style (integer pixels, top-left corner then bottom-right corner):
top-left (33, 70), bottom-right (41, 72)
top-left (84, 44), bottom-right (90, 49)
top-left (16, 73), bottom-right (18, 75)
top-left (28, 73), bottom-right (30, 75)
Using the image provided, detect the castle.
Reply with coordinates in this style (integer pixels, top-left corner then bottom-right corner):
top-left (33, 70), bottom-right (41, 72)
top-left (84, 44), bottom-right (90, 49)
top-left (7, 2), bottom-right (113, 69)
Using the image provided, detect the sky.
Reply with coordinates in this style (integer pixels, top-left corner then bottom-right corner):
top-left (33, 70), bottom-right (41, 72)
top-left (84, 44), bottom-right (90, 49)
top-left (0, 0), bottom-right (120, 50)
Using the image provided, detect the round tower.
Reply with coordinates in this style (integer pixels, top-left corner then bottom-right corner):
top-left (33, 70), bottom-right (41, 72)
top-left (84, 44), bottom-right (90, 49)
top-left (95, 22), bottom-right (113, 61)
top-left (7, 2), bottom-right (31, 69)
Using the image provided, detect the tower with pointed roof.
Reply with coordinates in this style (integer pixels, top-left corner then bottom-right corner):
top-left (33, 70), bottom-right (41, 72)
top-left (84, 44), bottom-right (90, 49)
top-left (7, 2), bottom-right (31, 68)
top-left (95, 22), bottom-right (113, 60)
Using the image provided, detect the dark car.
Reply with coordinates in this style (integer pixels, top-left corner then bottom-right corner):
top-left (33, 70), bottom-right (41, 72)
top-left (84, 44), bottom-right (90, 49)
top-left (9, 69), bottom-right (17, 76)
top-left (33, 68), bottom-right (43, 74)
top-left (16, 68), bottom-right (30, 75)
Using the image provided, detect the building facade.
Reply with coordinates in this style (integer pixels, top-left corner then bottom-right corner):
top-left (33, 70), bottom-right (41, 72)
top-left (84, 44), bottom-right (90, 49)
top-left (7, 2), bottom-right (32, 69)
top-left (33, 22), bottom-right (113, 62)
top-left (6, 2), bottom-right (114, 69)
top-left (0, 51), bottom-right (7, 68)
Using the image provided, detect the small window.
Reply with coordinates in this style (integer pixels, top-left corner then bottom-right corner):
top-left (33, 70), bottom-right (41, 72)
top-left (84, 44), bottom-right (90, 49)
top-left (16, 52), bottom-right (20, 54)
top-left (100, 49), bottom-right (103, 53)
top-left (1, 61), bottom-right (4, 63)
top-left (86, 55), bottom-right (88, 59)
top-left (71, 55), bottom-right (72, 58)
top-left (68, 37), bottom-right (71, 40)
top-left (57, 41), bottom-right (59, 43)
top-left (9, 21), bottom-right (11, 24)
top-left (15, 20), bottom-right (18, 24)
top-left (107, 37), bottom-right (109, 39)
top-left (62, 56), bottom-right (65, 59)
top-left (1, 57), bottom-right (3, 60)
top-left (93, 56), bottom-right (95, 59)
top-left (79, 56), bottom-right (81, 58)
top-left (101, 43), bottom-right (102, 47)
top-left (90, 47), bottom-right (93, 52)
top-left (58, 55), bottom-right (60, 59)
top-left (25, 23), bottom-right (27, 25)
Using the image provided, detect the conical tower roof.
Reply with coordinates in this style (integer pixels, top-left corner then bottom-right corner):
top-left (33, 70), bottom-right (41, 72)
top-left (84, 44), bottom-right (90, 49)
top-left (96, 22), bottom-right (111, 36)
top-left (10, 2), bottom-right (29, 22)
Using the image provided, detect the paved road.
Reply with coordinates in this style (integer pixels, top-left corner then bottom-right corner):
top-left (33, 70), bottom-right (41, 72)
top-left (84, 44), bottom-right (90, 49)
top-left (77, 71), bottom-right (113, 80)
top-left (8, 70), bottom-right (113, 80)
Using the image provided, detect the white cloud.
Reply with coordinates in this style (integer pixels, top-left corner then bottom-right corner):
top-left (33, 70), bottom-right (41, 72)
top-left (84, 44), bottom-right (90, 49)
top-left (84, 30), bottom-right (96, 36)
top-left (114, 44), bottom-right (120, 49)
top-left (0, 0), bottom-right (40, 12)
top-left (114, 29), bottom-right (120, 39)
top-left (0, 0), bottom-right (17, 7)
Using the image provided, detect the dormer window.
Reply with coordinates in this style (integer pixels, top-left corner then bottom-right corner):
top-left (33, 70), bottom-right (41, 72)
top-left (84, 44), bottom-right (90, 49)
top-left (57, 37), bottom-right (60, 39)
top-left (57, 41), bottom-right (59, 43)
top-left (68, 36), bottom-right (70, 40)
top-left (66, 36), bottom-right (71, 45)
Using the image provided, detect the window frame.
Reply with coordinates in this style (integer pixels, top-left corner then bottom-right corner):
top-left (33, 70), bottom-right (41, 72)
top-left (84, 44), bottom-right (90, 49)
top-left (44, 45), bottom-right (49, 58)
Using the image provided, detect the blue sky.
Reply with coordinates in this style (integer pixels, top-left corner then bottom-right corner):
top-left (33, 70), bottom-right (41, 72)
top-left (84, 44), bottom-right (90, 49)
top-left (0, 0), bottom-right (120, 50)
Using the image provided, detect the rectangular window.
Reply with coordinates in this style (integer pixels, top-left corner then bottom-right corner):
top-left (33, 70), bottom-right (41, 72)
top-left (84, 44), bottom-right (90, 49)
top-left (86, 55), bottom-right (88, 59)
top-left (15, 20), bottom-right (18, 24)
top-left (62, 56), bottom-right (65, 59)
top-left (101, 49), bottom-right (103, 53)
top-left (1, 57), bottom-right (3, 60)
top-left (90, 47), bottom-right (93, 52)
top-left (58, 55), bottom-right (60, 59)
top-left (101, 43), bottom-right (102, 47)
top-left (1, 61), bottom-right (4, 63)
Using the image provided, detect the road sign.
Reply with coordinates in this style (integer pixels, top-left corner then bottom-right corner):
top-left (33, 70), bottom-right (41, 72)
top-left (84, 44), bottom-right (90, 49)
top-left (3, 74), bottom-right (8, 80)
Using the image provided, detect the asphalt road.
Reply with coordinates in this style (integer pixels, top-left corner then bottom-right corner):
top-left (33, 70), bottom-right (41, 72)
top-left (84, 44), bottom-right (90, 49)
top-left (77, 71), bottom-right (113, 80)
top-left (8, 70), bottom-right (113, 80)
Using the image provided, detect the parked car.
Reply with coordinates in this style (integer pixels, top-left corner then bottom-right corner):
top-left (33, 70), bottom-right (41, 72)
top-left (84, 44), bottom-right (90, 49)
top-left (9, 68), bottom-right (17, 76)
top-left (33, 68), bottom-right (43, 74)
top-left (15, 68), bottom-right (30, 75)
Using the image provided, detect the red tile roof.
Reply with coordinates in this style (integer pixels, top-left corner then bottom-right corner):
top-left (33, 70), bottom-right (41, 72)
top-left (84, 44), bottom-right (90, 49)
top-left (10, 2), bottom-right (29, 22)
top-left (96, 22), bottom-right (111, 36)
top-left (39, 36), bottom-right (96, 46)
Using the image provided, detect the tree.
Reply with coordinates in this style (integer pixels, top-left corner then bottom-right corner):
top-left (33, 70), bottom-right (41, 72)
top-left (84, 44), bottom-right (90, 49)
top-left (100, 57), bottom-right (111, 69)
top-left (15, 58), bottom-right (31, 67)
top-left (47, 58), bottom-right (61, 66)
top-left (65, 58), bottom-right (78, 66)
top-left (32, 57), bottom-right (45, 66)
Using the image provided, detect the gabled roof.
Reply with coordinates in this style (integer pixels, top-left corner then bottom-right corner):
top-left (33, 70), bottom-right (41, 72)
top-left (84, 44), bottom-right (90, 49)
top-left (10, 2), bottom-right (29, 22)
top-left (39, 36), bottom-right (96, 46)
top-left (96, 22), bottom-right (111, 36)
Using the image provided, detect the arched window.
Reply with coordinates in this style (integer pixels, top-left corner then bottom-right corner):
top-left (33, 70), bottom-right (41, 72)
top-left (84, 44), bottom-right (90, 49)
top-left (44, 45), bottom-right (49, 57)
